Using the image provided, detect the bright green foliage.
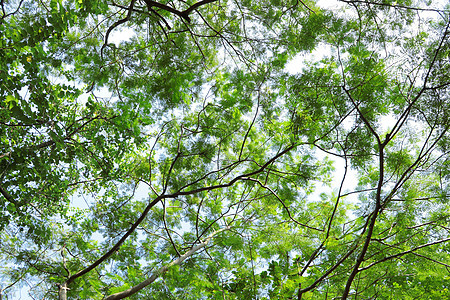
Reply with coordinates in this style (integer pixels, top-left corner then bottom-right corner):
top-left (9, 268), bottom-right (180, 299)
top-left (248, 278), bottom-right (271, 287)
top-left (1, 0), bottom-right (450, 299)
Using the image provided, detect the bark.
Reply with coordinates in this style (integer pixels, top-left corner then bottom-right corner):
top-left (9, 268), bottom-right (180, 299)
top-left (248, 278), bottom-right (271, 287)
top-left (58, 283), bottom-right (68, 300)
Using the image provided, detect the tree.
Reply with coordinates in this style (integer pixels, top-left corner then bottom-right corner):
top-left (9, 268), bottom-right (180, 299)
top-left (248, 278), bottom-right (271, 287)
top-left (1, 0), bottom-right (450, 298)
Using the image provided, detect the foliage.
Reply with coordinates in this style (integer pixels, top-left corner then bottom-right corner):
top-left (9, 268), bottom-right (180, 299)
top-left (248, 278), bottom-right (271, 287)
top-left (1, 0), bottom-right (450, 299)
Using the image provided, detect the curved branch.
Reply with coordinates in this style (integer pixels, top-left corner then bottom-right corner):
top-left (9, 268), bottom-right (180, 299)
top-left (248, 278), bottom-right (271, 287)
top-left (101, 0), bottom-right (137, 58)
top-left (339, 0), bottom-right (447, 13)
top-left (239, 83), bottom-right (262, 160)
top-left (104, 227), bottom-right (229, 300)
top-left (242, 177), bottom-right (323, 232)
top-left (0, 184), bottom-right (15, 204)
top-left (143, 0), bottom-right (219, 23)
top-left (359, 237), bottom-right (450, 272)
top-left (64, 193), bottom-right (162, 287)
top-left (182, 0), bottom-right (218, 15)
top-left (0, 0), bottom-right (25, 24)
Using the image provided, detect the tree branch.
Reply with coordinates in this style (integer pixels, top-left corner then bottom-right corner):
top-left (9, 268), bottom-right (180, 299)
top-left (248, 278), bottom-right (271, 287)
top-left (0, 184), bottom-right (15, 204)
top-left (65, 193), bottom-right (164, 286)
top-left (104, 227), bottom-right (229, 300)
top-left (101, 0), bottom-right (137, 58)
top-left (242, 177), bottom-right (323, 232)
top-left (339, 0), bottom-right (446, 13)
top-left (183, 0), bottom-right (218, 15)
top-left (359, 237), bottom-right (450, 272)
top-left (143, 0), bottom-right (219, 23)
top-left (143, 0), bottom-right (190, 22)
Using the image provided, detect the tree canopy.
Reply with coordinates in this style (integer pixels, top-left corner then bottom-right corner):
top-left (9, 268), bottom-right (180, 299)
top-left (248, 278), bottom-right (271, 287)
top-left (1, 0), bottom-right (450, 299)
